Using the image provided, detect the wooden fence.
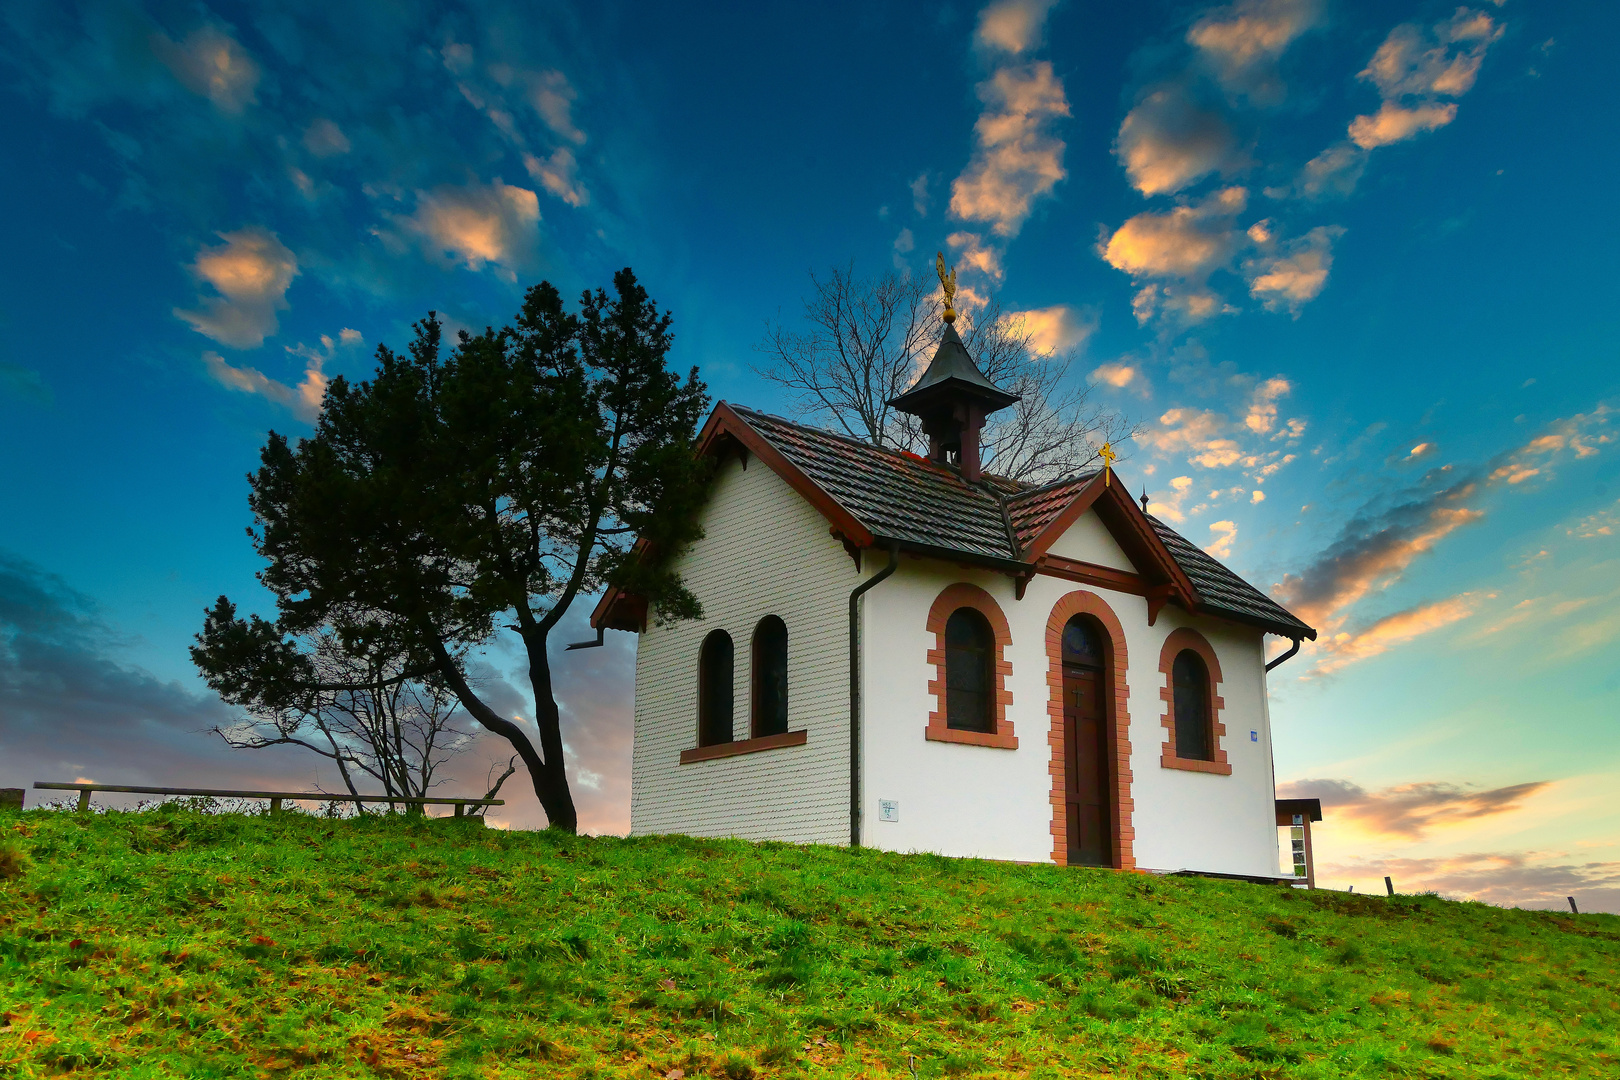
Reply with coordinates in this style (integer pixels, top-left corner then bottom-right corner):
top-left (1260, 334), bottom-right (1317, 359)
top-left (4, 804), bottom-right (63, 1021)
top-left (29, 782), bottom-right (502, 818)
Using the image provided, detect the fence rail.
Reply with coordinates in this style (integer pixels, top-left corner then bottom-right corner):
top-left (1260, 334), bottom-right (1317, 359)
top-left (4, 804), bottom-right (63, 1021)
top-left (31, 782), bottom-right (503, 817)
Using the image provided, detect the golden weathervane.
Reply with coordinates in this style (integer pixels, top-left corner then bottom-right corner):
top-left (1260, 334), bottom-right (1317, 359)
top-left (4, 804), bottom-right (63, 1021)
top-left (1099, 441), bottom-right (1117, 486)
top-left (935, 251), bottom-right (958, 324)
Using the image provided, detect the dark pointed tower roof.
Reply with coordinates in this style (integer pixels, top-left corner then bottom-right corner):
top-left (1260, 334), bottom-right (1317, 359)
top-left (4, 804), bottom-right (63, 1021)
top-left (887, 322), bottom-right (1020, 415)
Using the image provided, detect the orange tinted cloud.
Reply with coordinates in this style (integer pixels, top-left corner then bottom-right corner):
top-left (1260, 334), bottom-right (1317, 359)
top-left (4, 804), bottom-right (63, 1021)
top-left (1010, 304), bottom-right (1094, 355)
top-left (1348, 101), bottom-right (1457, 148)
top-left (1310, 592), bottom-right (1486, 674)
top-left (1280, 777), bottom-right (1551, 839)
top-left (1244, 224), bottom-right (1344, 311)
top-left (1274, 480), bottom-right (1484, 628)
top-left (975, 0), bottom-right (1059, 55)
top-left (950, 61), bottom-right (1070, 238)
top-left (1102, 186), bottom-right (1247, 280)
top-left (174, 228), bottom-right (299, 349)
top-left (403, 180), bottom-right (540, 276)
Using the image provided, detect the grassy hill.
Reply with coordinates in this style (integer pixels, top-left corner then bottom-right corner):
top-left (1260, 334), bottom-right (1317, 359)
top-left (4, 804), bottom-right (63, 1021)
top-left (1, 809), bottom-right (1616, 1079)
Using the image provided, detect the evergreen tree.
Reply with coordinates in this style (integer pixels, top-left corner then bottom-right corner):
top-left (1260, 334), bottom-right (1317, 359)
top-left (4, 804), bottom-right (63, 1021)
top-left (193, 270), bottom-right (710, 831)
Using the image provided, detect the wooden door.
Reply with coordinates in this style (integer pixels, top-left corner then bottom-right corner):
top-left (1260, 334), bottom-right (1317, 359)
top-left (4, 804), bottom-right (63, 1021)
top-left (1063, 645), bottom-right (1112, 867)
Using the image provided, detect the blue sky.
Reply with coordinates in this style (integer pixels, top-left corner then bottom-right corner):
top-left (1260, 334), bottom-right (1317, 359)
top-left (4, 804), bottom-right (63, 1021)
top-left (1, 0), bottom-right (1616, 911)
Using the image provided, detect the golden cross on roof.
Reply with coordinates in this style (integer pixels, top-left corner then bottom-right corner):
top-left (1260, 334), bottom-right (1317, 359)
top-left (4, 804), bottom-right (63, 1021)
top-left (935, 251), bottom-right (958, 324)
top-left (1099, 441), bottom-right (1116, 486)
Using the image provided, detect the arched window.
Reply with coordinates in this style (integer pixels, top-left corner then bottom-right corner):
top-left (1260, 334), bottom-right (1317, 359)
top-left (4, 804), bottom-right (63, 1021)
top-left (1172, 649), bottom-right (1212, 761)
top-left (945, 607), bottom-right (995, 733)
top-left (751, 616), bottom-right (789, 738)
top-left (698, 630), bottom-right (734, 747)
top-left (1062, 617), bottom-right (1105, 669)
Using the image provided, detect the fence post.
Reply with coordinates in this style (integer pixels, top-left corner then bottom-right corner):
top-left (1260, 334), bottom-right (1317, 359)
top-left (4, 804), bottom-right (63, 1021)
top-left (270, 797), bottom-right (283, 817)
top-left (454, 802), bottom-right (465, 818)
top-left (77, 790), bottom-right (92, 814)
top-left (1384, 876), bottom-right (1394, 896)
top-left (1568, 897), bottom-right (1580, 915)
top-left (0, 789), bottom-right (23, 813)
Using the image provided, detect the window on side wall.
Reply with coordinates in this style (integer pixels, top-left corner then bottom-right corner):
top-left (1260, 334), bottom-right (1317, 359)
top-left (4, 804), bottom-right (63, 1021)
top-left (945, 607), bottom-right (995, 733)
top-left (751, 616), bottom-right (788, 738)
top-left (698, 630), bottom-right (734, 746)
top-left (1171, 649), bottom-right (1212, 761)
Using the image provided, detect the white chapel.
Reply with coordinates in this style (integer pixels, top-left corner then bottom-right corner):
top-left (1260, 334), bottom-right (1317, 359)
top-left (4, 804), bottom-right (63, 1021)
top-left (592, 304), bottom-right (1318, 879)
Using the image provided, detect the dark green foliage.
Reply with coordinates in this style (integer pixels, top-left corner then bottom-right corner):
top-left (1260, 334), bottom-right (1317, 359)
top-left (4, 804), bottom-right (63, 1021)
top-left (192, 271), bottom-right (711, 832)
top-left (1, 810), bottom-right (1617, 1078)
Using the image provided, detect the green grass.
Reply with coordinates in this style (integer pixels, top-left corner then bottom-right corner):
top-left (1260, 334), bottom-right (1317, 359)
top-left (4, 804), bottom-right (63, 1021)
top-left (1, 809), bottom-right (1616, 1078)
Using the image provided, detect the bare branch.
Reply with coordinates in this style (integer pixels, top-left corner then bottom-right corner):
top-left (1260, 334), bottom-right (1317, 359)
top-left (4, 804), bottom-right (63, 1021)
top-left (756, 266), bottom-right (1137, 483)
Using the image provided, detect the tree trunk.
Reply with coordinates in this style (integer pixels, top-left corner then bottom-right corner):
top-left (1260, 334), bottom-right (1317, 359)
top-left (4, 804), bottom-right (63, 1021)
top-left (429, 639), bottom-right (578, 832)
top-left (524, 642), bottom-right (579, 833)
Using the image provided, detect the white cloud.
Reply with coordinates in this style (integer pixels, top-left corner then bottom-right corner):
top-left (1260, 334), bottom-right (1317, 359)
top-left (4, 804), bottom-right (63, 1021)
top-left (1142, 406), bottom-right (1245, 469)
top-left (1243, 224), bottom-right (1344, 312)
top-left (975, 0), bottom-right (1060, 54)
top-left (1251, 489), bottom-right (1265, 503)
top-left (1114, 83), bottom-right (1240, 197)
top-left (174, 228), bottom-right (298, 349)
top-left (1205, 519), bottom-right (1238, 559)
top-left (399, 180), bottom-right (541, 276)
top-left (1011, 304), bottom-right (1094, 355)
top-left (949, 61), bottom-right (1070, 238)
top-left (1090, 362), bottom-right (1137, 388)
top-left (523, 147), bottom-right (589, 207)
top-left (1148, 475), bottom-right (1196, 522)
top-left (1244, 376), bottom-right (1291, 433)
top-left (946, 230), bottom-right (1005, 284)
top-left (150, 25), bottom-right (260, 114)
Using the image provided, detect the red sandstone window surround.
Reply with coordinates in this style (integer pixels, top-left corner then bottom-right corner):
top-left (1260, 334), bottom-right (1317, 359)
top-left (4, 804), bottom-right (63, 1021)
top-left (925, 583), bottom-right (1017, 749)
top-left (1157, 627), bottom-right (1231, 775)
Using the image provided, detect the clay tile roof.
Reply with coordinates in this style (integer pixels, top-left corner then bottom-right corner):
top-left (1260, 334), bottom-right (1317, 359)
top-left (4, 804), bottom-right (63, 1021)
top-left (1147, 515), bottom-right (1314, 638)
top-left (1004, 475), bottom-right (1096, 551)
top-left (730, 405), bottom-right (1019, 562)
top-left (725, 405), bottom-right (1314, 639)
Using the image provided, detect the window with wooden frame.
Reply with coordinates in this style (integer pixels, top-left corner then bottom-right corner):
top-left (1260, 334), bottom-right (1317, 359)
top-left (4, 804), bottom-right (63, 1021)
top-left (750, 616), bottom-right (789, 738)
top-left (945, 607), bottom-right (995, 733)
top-left (697, 629), bottom-right (734, 747)
top-left (1157, 627), bottom-right (1231, 775)
top-left (1171, 650), bottom-right (1212, 761)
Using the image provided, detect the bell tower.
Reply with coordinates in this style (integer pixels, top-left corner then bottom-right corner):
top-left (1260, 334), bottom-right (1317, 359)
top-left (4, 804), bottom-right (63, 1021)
top-left (888, 253), bottom-right (1020, 482)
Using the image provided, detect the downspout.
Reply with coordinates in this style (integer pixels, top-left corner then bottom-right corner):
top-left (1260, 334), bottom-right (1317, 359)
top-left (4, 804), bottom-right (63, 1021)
top-left (1265, 637), bottom-right (1303, 671)
top-left (849, 542), bottom-right (900, 848)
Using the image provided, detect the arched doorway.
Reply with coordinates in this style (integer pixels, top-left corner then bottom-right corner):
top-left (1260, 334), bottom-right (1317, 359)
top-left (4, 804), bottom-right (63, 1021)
top-left (1061, 616), bottom-right (1112, 867)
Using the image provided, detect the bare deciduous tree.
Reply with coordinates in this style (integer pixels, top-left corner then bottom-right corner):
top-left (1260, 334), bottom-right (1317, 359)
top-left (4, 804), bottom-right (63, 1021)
top-left (213, 634), bottom-right (515, 815)
top-left (756, 264), bottom-right (1136, 483)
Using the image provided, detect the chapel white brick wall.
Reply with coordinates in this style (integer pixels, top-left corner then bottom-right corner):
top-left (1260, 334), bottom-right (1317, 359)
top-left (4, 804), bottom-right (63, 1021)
top-left (630, 456), bottom-right (854, 843)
